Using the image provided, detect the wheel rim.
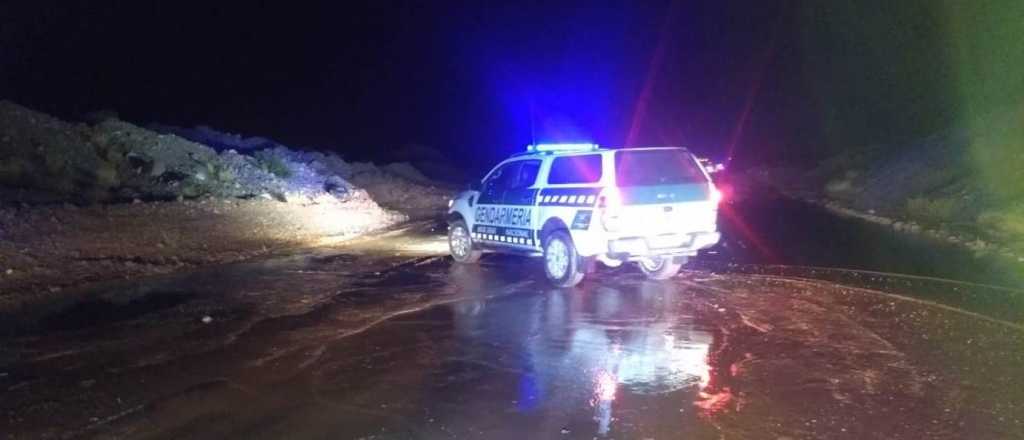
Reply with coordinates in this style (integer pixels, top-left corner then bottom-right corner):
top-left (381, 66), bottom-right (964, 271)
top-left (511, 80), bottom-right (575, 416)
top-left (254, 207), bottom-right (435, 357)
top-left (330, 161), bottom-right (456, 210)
top-left (546, 238), bottom-right (570, 279)
top-left (450, 225), bottom-right (471, 258)
top-left (640, 257), bottom-right (665, 272)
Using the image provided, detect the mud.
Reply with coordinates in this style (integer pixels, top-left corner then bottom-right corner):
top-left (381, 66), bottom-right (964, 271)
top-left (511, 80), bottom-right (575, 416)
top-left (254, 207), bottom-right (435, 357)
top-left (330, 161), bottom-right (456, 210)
top-left (1, 223), bottom-right (1020, 439)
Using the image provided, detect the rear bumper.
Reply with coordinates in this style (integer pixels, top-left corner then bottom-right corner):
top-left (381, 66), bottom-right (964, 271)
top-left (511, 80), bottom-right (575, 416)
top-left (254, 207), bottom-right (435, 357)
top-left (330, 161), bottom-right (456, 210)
top-left (605, 231), bottom-right (720, 261)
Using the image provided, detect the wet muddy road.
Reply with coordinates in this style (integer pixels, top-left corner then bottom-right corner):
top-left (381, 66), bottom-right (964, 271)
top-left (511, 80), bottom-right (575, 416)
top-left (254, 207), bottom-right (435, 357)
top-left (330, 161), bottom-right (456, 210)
top-left (2, 221), bottom-right (1023, 439)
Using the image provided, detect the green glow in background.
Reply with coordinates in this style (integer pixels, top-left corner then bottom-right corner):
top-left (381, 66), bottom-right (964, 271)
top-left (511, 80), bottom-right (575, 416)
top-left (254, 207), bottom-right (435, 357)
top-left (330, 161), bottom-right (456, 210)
top-left (945, 1), bottom-right (1024, 201)
top-left (797, 0), bottom-right (1024, 257)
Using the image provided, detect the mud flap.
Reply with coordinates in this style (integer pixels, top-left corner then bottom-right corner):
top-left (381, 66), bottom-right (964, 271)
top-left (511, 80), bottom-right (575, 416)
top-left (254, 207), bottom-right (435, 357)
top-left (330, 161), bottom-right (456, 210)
top-left (582, 256), bottom-right (599, 274)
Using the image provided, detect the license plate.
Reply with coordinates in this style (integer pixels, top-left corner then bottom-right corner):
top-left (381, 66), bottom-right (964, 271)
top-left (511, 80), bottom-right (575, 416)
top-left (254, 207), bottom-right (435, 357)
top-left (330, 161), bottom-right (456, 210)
top-left (611, 238), bottom-right (648, 255)
top-left (647, 234), bottom-right (688, 249)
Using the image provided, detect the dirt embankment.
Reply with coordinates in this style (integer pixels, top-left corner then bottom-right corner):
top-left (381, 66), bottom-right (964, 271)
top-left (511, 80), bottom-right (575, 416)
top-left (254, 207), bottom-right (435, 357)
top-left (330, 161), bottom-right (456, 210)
top-left (0, 196), bottom-right (404, 309)
top-left (748, 126), bottom-right (1024, 265)
top-left (0, 101), bottom-right (454, 309)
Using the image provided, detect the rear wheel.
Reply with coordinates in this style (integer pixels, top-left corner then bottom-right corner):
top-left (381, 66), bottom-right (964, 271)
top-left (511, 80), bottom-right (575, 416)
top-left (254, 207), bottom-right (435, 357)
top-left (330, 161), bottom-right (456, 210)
top-left (448, 220), bottom-right (482, 263)
top-left (543, 231), bottom-right (585, 287)
top-left (638, 256), bottom-right (685, 280)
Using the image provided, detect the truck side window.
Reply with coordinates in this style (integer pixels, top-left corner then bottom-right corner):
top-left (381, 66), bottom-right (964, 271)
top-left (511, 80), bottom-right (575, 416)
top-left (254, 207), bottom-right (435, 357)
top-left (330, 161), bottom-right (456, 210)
top-left (485, 162), bottom-right (520, 190)
top-left (512, 160), bottom-right (541, 189)
top-left (548, 154), bottom-right (603, 184)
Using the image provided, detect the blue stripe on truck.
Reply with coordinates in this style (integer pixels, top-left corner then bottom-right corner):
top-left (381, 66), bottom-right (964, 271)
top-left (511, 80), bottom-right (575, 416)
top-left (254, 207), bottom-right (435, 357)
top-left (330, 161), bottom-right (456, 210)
top-left (472, 225), bottom-right (537, 246)
top-left (537, 188), bottom-right (601, 207)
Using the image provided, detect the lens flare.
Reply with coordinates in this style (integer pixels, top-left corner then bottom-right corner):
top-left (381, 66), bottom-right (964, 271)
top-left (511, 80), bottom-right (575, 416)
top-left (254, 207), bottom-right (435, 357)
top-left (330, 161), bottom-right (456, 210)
top-left (594, 369), bottom-right (617, 402)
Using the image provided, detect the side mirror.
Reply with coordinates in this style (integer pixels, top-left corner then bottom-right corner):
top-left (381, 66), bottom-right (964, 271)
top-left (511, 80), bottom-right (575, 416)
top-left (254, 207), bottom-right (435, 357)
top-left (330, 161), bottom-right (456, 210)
top-left (468, 181), bottom-right (482, 192)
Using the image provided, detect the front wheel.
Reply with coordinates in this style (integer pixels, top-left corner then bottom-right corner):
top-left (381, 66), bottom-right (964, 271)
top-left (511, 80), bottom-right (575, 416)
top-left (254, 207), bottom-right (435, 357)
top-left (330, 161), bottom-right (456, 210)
top-left (448, 220), bottom-right (482, 263)
top-left (543, 231), bottom-right (585, 287)
top-left (638, 256), bottom-right (685, 280)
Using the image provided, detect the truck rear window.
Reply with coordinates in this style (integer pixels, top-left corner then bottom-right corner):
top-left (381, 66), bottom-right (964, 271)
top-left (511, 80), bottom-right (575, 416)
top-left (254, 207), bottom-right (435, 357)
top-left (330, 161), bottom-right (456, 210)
top-left (615, 149), bottom-right (706, 186)
top-left (547, 154), bottom-right (603, 184)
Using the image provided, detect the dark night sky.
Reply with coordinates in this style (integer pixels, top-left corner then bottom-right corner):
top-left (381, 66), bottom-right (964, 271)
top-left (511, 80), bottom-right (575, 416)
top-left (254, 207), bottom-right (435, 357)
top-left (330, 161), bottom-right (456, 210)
top-left (2, 1), bottom-right (809, 169)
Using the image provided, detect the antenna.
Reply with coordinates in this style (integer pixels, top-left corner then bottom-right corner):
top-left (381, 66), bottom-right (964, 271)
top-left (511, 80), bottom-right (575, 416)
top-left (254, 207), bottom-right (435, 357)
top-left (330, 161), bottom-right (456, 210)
top-left (529, 99), bottom-right (536, 148)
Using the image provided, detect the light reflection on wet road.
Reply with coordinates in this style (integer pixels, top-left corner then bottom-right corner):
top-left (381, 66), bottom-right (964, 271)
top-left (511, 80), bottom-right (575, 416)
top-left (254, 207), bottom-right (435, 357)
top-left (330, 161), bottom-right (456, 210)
top-left (1, 220), bottom-right (1022, 439)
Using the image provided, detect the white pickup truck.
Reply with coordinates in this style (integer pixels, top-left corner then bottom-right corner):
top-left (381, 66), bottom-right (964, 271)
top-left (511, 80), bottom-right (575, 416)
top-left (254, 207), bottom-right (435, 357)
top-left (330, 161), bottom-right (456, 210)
top-left (447, 143), bottom-right (721, 287)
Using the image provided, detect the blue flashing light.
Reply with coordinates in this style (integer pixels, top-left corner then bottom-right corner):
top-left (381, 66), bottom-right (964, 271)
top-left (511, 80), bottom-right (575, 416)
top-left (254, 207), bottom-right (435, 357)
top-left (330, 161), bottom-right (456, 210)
top-left (527, 143), bottom-right (599, 153)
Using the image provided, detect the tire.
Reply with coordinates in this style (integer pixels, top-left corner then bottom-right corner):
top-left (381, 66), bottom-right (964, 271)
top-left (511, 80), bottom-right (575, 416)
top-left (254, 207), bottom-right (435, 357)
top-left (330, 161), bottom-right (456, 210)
top-left (638, 256), bottom-right (685, 280)
top-left (543, 230), bottom-right (585, 287)
top-left (448, 220), bottom-right (482, 264)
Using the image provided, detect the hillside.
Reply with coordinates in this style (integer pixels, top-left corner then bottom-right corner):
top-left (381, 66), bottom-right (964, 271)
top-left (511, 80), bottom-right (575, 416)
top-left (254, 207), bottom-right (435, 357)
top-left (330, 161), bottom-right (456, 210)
top-left (0, 101), bottom-right (453, 308)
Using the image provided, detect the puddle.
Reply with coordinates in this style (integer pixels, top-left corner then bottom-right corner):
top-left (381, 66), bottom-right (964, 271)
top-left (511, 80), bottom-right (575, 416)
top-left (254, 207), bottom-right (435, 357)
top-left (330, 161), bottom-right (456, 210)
top-left (38, 291), bottom-right (198, 332)
top-left (710, 192), bottom-right (1024, 289)
top-left (309, 253), bottom-right (359, 265)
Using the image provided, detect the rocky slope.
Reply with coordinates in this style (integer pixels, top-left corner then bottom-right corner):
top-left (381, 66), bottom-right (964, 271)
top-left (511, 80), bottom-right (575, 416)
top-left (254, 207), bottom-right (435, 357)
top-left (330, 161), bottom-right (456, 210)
top-left (748, 124), bottom-right (1024, 263)
top-left (0, 101), bottom-right (453, 308)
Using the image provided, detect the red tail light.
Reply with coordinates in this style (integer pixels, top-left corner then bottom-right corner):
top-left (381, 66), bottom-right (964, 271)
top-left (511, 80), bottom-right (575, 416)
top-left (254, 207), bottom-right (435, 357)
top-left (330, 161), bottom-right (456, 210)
top-left (710, 185), bottom-right (723, 205)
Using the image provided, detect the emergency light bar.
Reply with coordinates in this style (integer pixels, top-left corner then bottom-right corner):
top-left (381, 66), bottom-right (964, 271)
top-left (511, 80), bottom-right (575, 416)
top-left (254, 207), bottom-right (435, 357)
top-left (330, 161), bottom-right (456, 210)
top-left (527, 143), bottom-right (599, 153)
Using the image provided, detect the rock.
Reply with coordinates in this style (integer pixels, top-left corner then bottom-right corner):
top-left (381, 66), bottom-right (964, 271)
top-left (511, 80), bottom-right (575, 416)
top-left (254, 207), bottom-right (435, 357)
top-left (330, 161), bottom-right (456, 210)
top-left (324, 175), bottom-right (351, 199)
top-left (4, 268), bottom-right (12, 275)
top-left (149, 160), bottom-right (166, 177)
top-left (825, 178), bottom-right (853, 194)
top-left (201, 315), bottom-right (213, 324)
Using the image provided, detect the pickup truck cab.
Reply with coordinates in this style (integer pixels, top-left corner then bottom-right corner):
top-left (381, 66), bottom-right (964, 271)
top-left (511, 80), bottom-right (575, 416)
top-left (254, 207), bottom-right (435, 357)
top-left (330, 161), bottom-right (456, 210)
top-left (447, 143), bottom-right (721, 287)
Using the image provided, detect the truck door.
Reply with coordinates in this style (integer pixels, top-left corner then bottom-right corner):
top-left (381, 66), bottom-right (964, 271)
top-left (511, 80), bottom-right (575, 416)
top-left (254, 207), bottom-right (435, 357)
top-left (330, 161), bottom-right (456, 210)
top-left (473, 160), bottom-right (538, 247)
top-left (503, 160), bottom-right (541, 247)
top-left (473, 161), bottom-right (518, 244)
top-left (477, 162), bottom-right (512, 207)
